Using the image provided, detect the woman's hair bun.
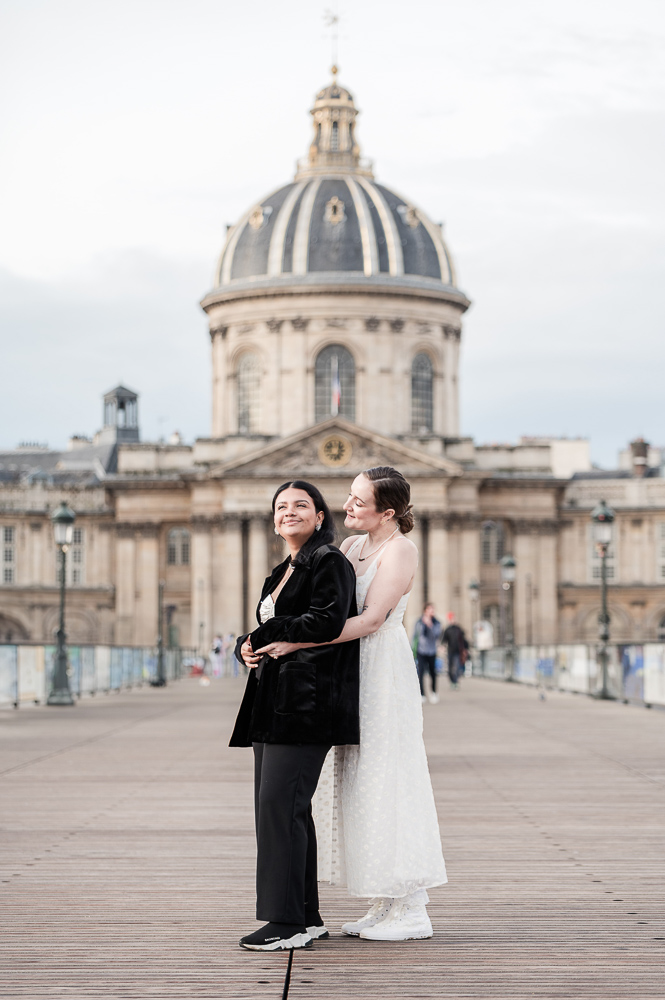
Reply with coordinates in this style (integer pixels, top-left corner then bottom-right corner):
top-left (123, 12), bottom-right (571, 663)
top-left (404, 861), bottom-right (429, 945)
top-left (396, 502), bottom-right (415, 534)
top-left (395, 503), bottom-right (416, 535)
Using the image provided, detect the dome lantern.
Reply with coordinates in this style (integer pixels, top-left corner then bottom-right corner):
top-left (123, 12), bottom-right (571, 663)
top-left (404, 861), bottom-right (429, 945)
top-left (296, 69), bottom-right (370, 179)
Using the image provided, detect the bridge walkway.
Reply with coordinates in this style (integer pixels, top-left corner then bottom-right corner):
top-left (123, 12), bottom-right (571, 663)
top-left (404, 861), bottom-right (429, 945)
top-left (2, 677), bottom-right (664, 998)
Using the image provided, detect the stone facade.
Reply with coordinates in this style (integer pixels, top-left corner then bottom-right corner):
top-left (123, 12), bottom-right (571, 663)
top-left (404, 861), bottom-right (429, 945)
top-left (202, 300), bottom-right (464, 446)
top-left (2, 421), bottom-right (664, 649)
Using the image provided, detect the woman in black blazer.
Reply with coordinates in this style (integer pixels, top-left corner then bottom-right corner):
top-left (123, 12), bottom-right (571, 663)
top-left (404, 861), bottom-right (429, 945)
top-left (230, 480), bottom-right (359, 952)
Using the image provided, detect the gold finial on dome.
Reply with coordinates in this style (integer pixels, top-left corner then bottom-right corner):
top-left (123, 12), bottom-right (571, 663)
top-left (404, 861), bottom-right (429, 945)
top-left (331, 64), bottom-right (338, 80)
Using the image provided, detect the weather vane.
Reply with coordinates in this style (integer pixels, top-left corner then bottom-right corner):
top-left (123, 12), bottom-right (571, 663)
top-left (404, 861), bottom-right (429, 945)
top-left (323, 8), bottom-right (340, 78)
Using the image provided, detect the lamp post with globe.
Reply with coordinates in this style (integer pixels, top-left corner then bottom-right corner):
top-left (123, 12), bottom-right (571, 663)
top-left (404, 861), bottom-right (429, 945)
top-left (48, 502), bottom-right (76, 706)
top-left (500, 555), bottom-right (517, 681)
top-left (468, 579), bottom-right (480, 612)
top-left (591, 500), bottom-right (616, 700)
top-left (468, 579), bottom-right (481, 674)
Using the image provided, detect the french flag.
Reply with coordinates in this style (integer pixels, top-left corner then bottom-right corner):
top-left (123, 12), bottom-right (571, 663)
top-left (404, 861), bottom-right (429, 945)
top-left (331, 355), bottom-right (341, 416)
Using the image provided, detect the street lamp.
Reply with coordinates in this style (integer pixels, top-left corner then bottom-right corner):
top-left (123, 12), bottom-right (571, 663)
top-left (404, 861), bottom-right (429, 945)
top-left (468, 579), bottom-right (480, 642)
top-left (468, 580), bottom-right (481, 675)
top-left (500, 554), bottom-right (517, 681)
top-left (591, 499), bottom-right (615, 700)
top-left (150, 580), bottom-right (167, 687)
top-left (48, 502), bottom-right (76, 706)
top-left (468, 579), bottom-right (480, 605)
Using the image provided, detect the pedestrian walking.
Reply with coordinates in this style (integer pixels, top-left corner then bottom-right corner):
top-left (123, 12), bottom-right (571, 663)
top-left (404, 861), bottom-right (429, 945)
top-left (210, 635), bottom-right (223, 678)
top-left (412, 603), bottom-right (442, 704)
top-left (442, 613), bottom-right (469, 689)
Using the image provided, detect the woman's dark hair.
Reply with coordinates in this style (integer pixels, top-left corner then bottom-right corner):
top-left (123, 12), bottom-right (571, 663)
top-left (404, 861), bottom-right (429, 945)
top-left (271, 480), bottom-right (336, 565)
top-left (362, 466), bottom-right (415, 534)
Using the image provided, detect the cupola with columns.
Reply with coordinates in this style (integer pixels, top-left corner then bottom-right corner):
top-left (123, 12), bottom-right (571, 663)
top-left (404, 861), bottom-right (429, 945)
top-left (300, 69), bottom-right (367, 176)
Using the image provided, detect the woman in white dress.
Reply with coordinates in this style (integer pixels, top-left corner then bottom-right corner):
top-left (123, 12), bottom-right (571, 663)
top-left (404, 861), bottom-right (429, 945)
top-left (256, 466), bottom-right (447, 941)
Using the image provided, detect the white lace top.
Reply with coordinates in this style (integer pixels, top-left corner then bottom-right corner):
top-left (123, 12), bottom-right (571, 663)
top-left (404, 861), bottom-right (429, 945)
top-left (259, 594), bottom-right (275, 623)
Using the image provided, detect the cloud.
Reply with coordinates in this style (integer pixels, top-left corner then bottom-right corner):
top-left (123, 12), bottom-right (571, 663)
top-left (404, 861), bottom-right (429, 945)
top-left (0, 252), bottom-right (211, 448)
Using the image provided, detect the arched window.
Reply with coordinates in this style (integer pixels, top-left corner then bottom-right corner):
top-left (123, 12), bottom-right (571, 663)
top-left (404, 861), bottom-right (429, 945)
top-left (315, 344), bottom-right (355, 423)
top-left (411, 353), bottom-right (434, 433)
top-left (167, 528), bottom-right (190, 566)
top-left (481, 521), bottom-right (504, 564)
top-left (237, 353), bottom-right (261, 435)
top-left (330, 121), bottom-right (339, 151)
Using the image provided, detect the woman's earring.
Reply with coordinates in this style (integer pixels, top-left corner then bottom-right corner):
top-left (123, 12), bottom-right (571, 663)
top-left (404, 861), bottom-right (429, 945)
top-left (274, 527), bottom-right (280, 535)
top-left (315, 523), bottom-right (322, 531)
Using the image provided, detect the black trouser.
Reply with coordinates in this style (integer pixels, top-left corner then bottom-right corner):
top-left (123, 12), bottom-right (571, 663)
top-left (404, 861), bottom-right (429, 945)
top-left (417, 653), bottom-right (437, 695)
top-left (448, 653), bottom-right (462, 684)
top-left (253, 742), bottom-right (331, 925)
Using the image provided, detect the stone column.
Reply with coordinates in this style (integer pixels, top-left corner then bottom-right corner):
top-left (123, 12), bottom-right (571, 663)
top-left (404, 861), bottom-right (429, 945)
top-left (443, 325), bottom-right (461, 437)
top-left (537, 529), bottom-right (559, 645)
top-left (513, 520), bottom-right (559, 646)
top-left (434, 369), bottom-right (446, 438)
top-left (265, 318), bottom-right (283, 437)
top-left (284, 317), bottom-right (309, 436)
top-left (428, 515), bottom-right (451, 622)
top-left (406, 522), bottom-right (424, 637)
top-left (217, 515), bottom-right (244, 639)
top-left (191, 518), bottom-right (213, 651)
top-left (459, 521), bottom-right (481, 635)
top-left (248, 516), bottom-right (269, 620)
top-left (134, 524), bottom-right (160, 646)
top-left (29, 522), bottom-right (44, 586)
top-left (211, 326), bottom-right (227, 437)
top-left (115, 524), bottom-right (136, 645)
top-left (96, 523), bottom-right (113, 588)
top-left (438, 513), bottom-right (481, 630)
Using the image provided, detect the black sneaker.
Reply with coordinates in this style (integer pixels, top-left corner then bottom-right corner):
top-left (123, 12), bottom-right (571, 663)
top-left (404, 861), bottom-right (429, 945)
top-left (239, 922), bottom-right (313, 951)
top-left (305, 911), bottom-right (330, 940)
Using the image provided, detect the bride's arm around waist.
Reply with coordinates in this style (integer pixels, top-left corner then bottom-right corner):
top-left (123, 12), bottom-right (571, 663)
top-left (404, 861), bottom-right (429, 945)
top-left (339, 536), bottom-right (418, 639)
top-left (256, 536), bottom-right (418, 656)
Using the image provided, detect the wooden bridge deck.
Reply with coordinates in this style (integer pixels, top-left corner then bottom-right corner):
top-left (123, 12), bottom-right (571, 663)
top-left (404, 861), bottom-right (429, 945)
top-left (1, 676), bottom-right (664, 999)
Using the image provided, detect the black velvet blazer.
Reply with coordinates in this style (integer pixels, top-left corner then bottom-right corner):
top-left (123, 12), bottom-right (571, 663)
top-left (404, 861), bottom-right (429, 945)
top-left (229, 544), bottom-right (360, 747)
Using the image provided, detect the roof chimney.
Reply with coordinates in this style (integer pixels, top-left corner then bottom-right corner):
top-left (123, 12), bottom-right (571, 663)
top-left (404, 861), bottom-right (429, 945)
top-left (630, 437), bottom-right (648, 477)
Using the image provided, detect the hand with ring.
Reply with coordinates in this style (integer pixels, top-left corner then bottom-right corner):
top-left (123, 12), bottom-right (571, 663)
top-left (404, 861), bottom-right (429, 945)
top-left (255, 641), bottom-right (303, 660)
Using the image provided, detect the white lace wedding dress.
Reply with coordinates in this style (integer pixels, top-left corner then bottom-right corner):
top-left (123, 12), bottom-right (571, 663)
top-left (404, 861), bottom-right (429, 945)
top-left (313, 547), bottom-right (447, 899)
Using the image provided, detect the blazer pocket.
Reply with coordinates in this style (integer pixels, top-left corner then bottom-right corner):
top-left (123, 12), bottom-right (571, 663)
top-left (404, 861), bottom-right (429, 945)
top-left (275, 660), bottom-right (317, 715)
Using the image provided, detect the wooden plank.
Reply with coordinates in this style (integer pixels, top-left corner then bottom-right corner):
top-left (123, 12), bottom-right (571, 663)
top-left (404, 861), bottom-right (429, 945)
top-left (1, 678), bottom-right (664, 998)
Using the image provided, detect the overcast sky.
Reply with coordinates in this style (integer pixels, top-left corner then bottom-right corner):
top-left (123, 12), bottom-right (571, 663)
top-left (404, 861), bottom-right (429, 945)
top-left (1, 0), bottom-right (664, 466)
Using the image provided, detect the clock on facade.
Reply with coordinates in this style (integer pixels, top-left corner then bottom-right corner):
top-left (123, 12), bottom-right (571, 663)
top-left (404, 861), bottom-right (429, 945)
top-left (318, 435), bottom-right (353, 468)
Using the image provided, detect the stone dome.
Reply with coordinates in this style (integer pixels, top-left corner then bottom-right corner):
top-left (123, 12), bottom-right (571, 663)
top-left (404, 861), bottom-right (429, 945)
top-left (212, 76), bottom-right (463, 301)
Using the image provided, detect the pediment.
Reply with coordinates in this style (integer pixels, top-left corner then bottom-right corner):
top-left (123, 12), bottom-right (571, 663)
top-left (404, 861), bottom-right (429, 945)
top-left (213, 419), bottom-right (463, 479)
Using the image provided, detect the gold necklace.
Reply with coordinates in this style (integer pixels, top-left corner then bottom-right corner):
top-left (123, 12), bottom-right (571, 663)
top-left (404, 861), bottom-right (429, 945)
top-left (357, 526), bottom-right (400, 561)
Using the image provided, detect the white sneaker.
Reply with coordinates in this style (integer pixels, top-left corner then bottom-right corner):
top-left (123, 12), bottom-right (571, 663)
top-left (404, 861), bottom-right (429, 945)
top-left (421, 695), bottom-right (427, 703)
top-left (359, 901), bottom-right (433, 941)
top-left (428, 692), bottom-right (439, 704)
top-left (341, 898), bottom-right (392, 936)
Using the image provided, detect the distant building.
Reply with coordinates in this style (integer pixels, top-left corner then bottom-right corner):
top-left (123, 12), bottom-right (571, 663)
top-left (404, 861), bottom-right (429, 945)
top-left (1, 77), bottom-right (663, 648)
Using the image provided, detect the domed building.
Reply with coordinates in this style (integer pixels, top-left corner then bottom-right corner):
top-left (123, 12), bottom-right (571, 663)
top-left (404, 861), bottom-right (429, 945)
top-left (200, 75), bottom-right (469, 450)
top-left (13, 75), bottom-right (655, 666)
